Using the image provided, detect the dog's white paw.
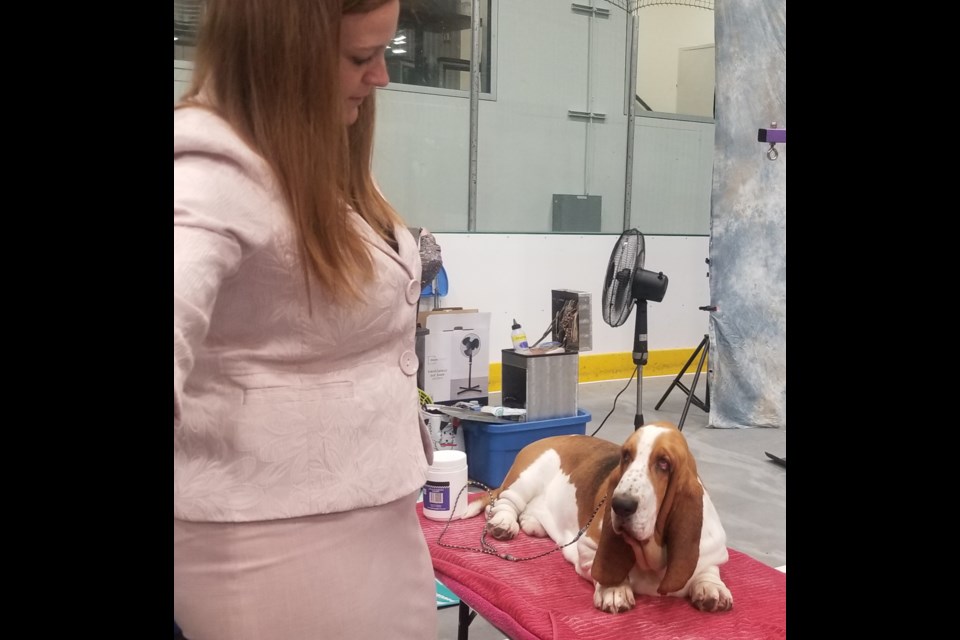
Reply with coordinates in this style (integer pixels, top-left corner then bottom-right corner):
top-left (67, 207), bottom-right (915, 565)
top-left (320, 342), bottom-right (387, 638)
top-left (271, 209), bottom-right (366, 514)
top-left (689, 578), bottom-right (733, 612)
top-left (593, 582), bottom-right (636, 613)
top-left (519, 514), bottom-right (547, 537)
top-left (486, 511), bottom-right (520, 539)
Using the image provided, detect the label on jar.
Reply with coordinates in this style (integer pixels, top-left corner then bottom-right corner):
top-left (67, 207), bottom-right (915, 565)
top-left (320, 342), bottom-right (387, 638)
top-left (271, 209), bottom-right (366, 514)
top-left (423, 481), bottom-right (450, 511)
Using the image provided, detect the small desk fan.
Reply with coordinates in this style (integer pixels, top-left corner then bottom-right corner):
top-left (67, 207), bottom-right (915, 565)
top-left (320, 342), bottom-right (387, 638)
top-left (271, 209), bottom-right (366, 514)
top-left (457, 333), bottom-right (482, 394)
top-left (602, 229), bottom-right (669, 429)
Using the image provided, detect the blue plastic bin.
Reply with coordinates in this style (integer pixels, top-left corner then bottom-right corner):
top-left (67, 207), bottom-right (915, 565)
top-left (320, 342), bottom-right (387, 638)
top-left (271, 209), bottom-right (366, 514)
top-left (461, 410), bottom-right (591, 488)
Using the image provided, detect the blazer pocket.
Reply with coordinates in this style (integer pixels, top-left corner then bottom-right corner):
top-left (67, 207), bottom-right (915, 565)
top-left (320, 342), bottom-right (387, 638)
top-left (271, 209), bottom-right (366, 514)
top-left (242, 381), bottom-right (354, 405)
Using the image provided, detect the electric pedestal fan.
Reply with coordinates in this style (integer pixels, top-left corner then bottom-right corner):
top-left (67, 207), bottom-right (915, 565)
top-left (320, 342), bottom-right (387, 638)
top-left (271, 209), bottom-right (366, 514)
top-left (602, 229), bottom-right (669, 429)
top-left (457, 333), bottom-right (482, 394)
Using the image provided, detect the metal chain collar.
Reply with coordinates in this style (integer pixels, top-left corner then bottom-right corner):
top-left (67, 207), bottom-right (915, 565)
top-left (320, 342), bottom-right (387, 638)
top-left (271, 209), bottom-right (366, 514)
top-left (436, 480), bottom-right (607, 562)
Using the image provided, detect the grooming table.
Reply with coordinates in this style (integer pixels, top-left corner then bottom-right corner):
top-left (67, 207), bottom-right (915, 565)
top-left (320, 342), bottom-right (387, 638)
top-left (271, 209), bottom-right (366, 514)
top-left (417, 499), bottom-right (786, 640)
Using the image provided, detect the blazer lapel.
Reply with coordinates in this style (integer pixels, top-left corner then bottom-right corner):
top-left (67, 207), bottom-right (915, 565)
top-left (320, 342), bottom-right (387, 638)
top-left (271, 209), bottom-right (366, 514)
top-left (349, 210), bottom-right (418, 280)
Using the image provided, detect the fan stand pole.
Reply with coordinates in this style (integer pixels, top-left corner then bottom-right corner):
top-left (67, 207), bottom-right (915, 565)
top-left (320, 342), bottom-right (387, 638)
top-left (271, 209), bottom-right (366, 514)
top-left (458, 354), bottom-right (481, 394)
top-left (632, 300), bottom-right (649, 430)
top-left (635, 366), bottom-right (644, 429)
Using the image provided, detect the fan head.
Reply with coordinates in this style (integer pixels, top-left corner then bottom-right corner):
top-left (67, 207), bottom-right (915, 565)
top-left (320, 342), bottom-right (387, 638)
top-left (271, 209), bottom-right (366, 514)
top-left (601, 229), bottom-right (669, 328)
top-left (602, 229), bottom-right (644, 327)
top-left (460, 334), bottom-right (481, 357)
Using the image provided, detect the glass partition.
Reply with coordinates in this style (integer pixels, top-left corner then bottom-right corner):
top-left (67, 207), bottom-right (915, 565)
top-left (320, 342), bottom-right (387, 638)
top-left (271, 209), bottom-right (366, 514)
top-left (173, 0), bottom-right (714, 236)
top-left (173, 0), bottom-right (202, 62)
top-left (388, 0), bottom-right (493, 96)
top-left (632, 1), bottom-right (715, 119)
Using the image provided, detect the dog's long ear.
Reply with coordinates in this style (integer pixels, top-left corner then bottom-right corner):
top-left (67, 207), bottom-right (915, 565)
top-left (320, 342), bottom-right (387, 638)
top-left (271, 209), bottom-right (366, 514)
top-left (591, 470), bottom-right (635, 587)
top-left (655, 449), bottom-right (704, 594)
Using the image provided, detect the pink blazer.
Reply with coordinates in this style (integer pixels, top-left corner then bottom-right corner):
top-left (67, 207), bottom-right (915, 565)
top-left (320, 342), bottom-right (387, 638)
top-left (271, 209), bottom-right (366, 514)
top-left (174, 108), bottom-right (432, 522)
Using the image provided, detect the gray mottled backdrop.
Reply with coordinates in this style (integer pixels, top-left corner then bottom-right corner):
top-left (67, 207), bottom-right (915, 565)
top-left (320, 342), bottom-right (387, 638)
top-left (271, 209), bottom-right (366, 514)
top-left (708, 0), bottom-right (785, 429)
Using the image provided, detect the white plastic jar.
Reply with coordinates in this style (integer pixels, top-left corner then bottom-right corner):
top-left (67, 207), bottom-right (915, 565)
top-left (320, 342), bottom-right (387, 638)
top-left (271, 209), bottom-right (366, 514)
top-left (422, 450), bottom-right (468, 521)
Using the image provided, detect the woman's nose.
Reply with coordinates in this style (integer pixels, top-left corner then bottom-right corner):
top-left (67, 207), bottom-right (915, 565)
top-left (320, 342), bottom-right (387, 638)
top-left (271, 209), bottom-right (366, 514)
top-left (366, 55), bottom-right (390, 87)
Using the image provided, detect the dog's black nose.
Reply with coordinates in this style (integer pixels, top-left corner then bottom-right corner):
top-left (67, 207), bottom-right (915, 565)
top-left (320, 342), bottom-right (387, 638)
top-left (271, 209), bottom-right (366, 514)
top-left (612, 495), bottom-right (638, 518)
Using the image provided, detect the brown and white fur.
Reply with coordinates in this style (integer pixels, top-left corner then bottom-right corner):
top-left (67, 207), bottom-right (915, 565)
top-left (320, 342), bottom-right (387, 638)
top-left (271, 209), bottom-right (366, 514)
top-left (463, 422), bottom-right (733, 613)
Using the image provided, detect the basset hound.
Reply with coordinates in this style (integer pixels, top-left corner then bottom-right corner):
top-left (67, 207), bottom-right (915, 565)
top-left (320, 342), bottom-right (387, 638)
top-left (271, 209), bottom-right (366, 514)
top-left (463, 421), bottom-right (733, 613)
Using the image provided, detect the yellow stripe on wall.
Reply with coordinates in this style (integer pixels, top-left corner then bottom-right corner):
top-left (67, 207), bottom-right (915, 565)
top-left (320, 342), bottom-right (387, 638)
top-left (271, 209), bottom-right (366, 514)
top-left (486, 348), bottom-right (707, 393)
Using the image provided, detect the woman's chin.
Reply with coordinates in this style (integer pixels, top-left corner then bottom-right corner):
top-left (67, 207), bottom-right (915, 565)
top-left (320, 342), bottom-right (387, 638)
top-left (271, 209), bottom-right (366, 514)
top-left (343, 105), bottom-right (360, 125)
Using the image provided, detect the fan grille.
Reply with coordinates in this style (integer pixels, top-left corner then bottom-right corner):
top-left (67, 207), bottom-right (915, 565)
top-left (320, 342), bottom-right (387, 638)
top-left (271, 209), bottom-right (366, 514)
top-left (602, 230), bottom-right (644, 327)
top-left (460, 334), bottom-right (481, 357)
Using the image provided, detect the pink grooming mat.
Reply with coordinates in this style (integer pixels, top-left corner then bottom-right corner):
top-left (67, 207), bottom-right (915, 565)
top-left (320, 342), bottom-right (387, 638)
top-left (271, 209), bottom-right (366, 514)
top-left (418, 499), bottom-right (786, 640)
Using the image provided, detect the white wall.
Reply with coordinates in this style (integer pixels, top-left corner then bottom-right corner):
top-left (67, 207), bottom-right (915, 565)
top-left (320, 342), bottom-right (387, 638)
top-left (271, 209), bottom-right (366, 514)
top-left (636, 6), bottom-right (715, 114)
top-left (677, 44), bottom-right (715, 117)
top-left (430, 233), bottom-right (710, 363)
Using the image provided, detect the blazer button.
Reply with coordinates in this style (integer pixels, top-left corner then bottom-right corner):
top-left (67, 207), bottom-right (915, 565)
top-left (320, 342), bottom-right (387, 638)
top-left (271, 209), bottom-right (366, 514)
top-left (406, 279), bottom-right (422, 304)
top-left (399, 350), bottom-right (419, 376)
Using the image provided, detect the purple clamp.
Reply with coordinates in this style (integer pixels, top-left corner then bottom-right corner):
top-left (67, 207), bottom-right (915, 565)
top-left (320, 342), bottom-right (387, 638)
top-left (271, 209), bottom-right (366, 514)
top-left (758, 122), bottom-right (785, 160)
top-left (757, 128), bottom-right (787, 143)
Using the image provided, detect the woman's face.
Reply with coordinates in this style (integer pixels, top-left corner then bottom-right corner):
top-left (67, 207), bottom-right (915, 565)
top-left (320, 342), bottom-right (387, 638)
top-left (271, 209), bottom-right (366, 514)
top-left (339, 0), bottom-right (400, 125)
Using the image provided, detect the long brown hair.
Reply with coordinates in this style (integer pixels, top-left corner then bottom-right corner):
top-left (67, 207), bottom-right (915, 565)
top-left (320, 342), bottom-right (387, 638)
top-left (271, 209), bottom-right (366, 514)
top-left (177, 0), bottom-right (403, 306)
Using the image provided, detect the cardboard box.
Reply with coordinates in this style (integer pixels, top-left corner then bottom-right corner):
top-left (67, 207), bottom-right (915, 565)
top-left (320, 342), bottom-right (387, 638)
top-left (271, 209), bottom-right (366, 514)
top-left (417, 307), bottom-right (478, 330)
top-left (421, 311), bottom-right (490, 405)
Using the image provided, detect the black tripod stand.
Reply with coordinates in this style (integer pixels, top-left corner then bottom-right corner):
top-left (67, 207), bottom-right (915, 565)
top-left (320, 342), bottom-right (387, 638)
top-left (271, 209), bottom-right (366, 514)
top-left (655, 306), bottom-right (714, 431)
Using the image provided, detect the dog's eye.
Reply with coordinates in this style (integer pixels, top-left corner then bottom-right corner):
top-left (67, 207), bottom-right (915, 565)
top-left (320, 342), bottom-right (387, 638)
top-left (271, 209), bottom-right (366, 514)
top-left (656, 457), bottom-right (670, 472)
top-left (621, 450), bottom-right (632, 465)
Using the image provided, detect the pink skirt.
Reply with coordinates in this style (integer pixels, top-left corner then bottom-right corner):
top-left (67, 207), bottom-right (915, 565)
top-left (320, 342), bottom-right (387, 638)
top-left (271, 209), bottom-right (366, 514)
top-left (174, 491), bottom-right (437, 639)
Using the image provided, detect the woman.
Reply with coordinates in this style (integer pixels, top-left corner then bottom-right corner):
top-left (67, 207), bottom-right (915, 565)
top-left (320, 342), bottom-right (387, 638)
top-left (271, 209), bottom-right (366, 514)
top-left (173, 1), bottom-right (438, 638)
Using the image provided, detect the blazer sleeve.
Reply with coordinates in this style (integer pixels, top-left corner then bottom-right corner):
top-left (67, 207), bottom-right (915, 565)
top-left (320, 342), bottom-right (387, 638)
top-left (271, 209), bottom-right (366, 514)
top-left (173, 144), bottom-right (273, 427)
